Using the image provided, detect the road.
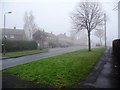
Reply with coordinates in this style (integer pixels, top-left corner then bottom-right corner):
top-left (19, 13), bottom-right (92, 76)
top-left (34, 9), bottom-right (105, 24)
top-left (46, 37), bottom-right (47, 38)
top-left (1, 46), bottom-right (87, 70)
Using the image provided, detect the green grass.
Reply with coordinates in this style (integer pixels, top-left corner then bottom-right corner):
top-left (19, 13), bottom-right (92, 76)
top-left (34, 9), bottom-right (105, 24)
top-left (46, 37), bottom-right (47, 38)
top-left (2, 49), bottom-right (48, 57)
top-left (3, 48), bottom-right (104, 88)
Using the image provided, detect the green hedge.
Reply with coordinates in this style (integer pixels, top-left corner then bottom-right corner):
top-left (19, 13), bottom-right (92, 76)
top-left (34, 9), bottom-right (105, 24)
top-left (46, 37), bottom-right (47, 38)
top-left (2, 40), bottom-right (38, 52)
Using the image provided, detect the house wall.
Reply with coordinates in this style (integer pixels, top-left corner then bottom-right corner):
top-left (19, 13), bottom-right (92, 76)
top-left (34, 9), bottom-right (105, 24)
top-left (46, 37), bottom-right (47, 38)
top-left (1, 28), bottom-right (27, 41)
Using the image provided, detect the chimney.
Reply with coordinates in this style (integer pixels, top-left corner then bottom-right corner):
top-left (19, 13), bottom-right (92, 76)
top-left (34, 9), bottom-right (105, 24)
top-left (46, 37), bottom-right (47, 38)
top-left (14, 27), bottom-right (16, 30)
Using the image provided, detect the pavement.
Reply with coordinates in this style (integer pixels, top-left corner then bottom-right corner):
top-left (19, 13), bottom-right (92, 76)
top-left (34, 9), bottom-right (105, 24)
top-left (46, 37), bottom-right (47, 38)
top-left (1, 46), bottom-right (87, 70)
top-left (2, 73), bottom-right (55, 88)
top-left (76, 47), bottom-right (120, 88)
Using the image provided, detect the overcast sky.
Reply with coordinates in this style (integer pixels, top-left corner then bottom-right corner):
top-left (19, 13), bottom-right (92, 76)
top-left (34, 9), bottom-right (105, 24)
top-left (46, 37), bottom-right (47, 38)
top-left (0, 0), bottom-right (119, 46)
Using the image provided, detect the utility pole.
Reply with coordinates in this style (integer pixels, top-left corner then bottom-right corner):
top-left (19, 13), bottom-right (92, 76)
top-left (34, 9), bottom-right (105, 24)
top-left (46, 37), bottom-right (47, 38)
top-left (104, 13), bottom-right (107, 49)
top-left (3, 12), bottom-right (12, 55)
top-left (3, 14), bottom-right (6, 55)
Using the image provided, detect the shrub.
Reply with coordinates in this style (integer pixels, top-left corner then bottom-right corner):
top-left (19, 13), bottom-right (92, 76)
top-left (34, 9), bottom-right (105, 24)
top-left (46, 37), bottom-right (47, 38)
top-left (112, 39), bottom-right (120, 63)
top-left (2, 40), bottom-right (38, 52)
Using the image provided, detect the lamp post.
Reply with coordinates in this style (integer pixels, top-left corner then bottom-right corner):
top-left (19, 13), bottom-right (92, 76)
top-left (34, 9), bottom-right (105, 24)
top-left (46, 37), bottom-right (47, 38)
top-left (3, 11), bottom-right (12, 55)
top-left (104, 13), bottom-right (107, 49)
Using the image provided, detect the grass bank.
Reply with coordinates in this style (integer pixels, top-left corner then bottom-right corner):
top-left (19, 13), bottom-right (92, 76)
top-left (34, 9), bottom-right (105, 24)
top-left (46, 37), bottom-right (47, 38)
top-left (2, 49), bottom-right (48, 57)
top-left (3, 48), bottom-right (104, 88)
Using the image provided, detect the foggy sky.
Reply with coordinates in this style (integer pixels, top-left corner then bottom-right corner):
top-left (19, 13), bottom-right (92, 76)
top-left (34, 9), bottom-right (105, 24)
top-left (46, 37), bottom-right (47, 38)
top-left (0, 0), bottom-right (119, 46)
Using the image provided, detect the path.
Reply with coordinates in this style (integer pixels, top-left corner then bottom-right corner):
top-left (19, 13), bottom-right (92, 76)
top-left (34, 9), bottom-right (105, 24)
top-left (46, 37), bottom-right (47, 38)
top-left (82, 48), bottom-right (120, 88)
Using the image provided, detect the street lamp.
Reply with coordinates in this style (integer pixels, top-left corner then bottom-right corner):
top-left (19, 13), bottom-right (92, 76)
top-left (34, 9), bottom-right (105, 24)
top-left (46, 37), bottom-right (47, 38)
top-left (104, 13), bottom-right (107, 49)
top-left (3, 11), bottom-right (12, 55)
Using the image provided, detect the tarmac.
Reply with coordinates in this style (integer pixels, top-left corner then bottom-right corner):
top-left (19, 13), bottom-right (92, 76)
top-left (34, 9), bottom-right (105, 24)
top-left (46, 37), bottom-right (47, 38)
top-left (77, 47), bottom-right (120, 88)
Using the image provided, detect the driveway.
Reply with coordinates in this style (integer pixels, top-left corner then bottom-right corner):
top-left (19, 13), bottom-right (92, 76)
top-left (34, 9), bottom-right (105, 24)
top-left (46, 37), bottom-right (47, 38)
top-left (1, 46), bottom-right (87, 70)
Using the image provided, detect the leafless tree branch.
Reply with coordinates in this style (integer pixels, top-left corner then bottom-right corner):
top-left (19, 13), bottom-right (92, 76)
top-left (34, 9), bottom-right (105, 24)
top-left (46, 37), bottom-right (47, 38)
top-left (71, 1), bottom-right (104, 51)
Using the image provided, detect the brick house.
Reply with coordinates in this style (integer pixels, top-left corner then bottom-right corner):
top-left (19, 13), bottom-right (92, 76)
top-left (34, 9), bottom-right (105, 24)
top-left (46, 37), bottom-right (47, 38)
top-left (1, 27), bottom-right (27, 40)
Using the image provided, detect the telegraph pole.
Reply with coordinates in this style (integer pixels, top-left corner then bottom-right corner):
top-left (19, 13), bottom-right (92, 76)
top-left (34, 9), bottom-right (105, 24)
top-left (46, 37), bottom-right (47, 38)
top-left (3, 12), bottom-right (12, 55)
top-left (3, 14), bottom-right (6, 55)
top-left (104, 13), bottom-right (107, 49)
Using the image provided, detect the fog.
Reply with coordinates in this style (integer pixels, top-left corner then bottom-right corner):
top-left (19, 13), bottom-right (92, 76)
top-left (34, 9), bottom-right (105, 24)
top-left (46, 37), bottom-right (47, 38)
top-left (0, 0), bottom-right (119, 46)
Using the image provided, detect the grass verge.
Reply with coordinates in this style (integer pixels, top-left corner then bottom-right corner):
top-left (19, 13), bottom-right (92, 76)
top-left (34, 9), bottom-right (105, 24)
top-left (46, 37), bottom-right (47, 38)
top-left (2, 49), bottom-right (48, 57)
top-left (3, 48), bottom-right (104, 88)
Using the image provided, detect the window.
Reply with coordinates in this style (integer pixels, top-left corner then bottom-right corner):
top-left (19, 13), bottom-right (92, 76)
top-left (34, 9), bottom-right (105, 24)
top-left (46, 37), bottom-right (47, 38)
top-left (10, 35), bottom-right (14, 38)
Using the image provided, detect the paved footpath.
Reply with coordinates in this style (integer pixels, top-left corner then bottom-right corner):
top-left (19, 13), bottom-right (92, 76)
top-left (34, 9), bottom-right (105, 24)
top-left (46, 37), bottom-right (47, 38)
top-left (81, 48), bottom-right (120, 88)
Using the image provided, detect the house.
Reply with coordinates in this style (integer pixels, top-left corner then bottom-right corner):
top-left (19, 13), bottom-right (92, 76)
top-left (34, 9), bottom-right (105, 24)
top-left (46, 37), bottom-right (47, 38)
top-left (1, 27), bottom-right (27, 40)
top-left (57, 33), bottom-right (73, 47)
top-left (1, 26), bottom-right (87, 49)
top-left (45, 32), bottom-right (59, 48)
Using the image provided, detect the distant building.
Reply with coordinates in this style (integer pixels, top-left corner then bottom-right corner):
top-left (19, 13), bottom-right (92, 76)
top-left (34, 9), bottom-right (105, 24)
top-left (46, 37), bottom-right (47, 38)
top-left (1, 27), bottom-right (27, 40)
top-left (57, 33), bottom-right (73, 47)
top-left (1, 27), bottom-right (87, 48)
top-left (57, 32), bottom-right (87, 47)
top-left (74, 38), bottom-right (87, 46)
top-left (45, 32), bottom-right (59, 48)
top-left (33, 30), bottom-right (59, 48)
top-left (73, 31), bottom-right (87, 46)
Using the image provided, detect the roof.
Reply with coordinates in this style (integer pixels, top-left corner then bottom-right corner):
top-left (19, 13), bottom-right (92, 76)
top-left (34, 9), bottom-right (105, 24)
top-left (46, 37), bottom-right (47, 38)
top-left (46, 32), bottom-right (57, 38)
top-left (34, 30), bottom-right (57, 38)
top-left (1, 28), bottom-right (25, 35)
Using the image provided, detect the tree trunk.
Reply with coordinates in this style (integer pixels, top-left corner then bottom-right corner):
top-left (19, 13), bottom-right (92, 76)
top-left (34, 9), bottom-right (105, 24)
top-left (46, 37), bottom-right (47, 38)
top-left (88, 31), bottom-right (91, 51)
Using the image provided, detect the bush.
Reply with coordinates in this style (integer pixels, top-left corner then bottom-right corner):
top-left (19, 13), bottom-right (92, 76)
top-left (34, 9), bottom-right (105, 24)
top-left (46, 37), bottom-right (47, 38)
top-left (2, 40), bottom-right (38, 52)
top-left (112, 39), bottom-right (120, 63)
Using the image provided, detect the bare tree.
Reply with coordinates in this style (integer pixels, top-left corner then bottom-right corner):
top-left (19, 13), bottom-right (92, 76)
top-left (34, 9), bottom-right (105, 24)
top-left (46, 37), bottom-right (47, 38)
top-left (29, 11), bottom-right (37, 35)
top-left (94, 29), bottom-right (104, 45)
top-left (24, 11), bottom-right (29, 40)
top-left (71, 2), bottom-right (104, 51)
top-left (33, 29), bottom-right (47, 49)
top-left (24, 11), bottom-right (37, 40)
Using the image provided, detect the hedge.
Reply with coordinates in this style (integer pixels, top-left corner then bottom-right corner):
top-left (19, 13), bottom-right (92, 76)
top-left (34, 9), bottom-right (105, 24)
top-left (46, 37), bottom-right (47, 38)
top-left (112, 39), bottom-right (120, 63)
top-left (2, 40), bottom-right (38, 52)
